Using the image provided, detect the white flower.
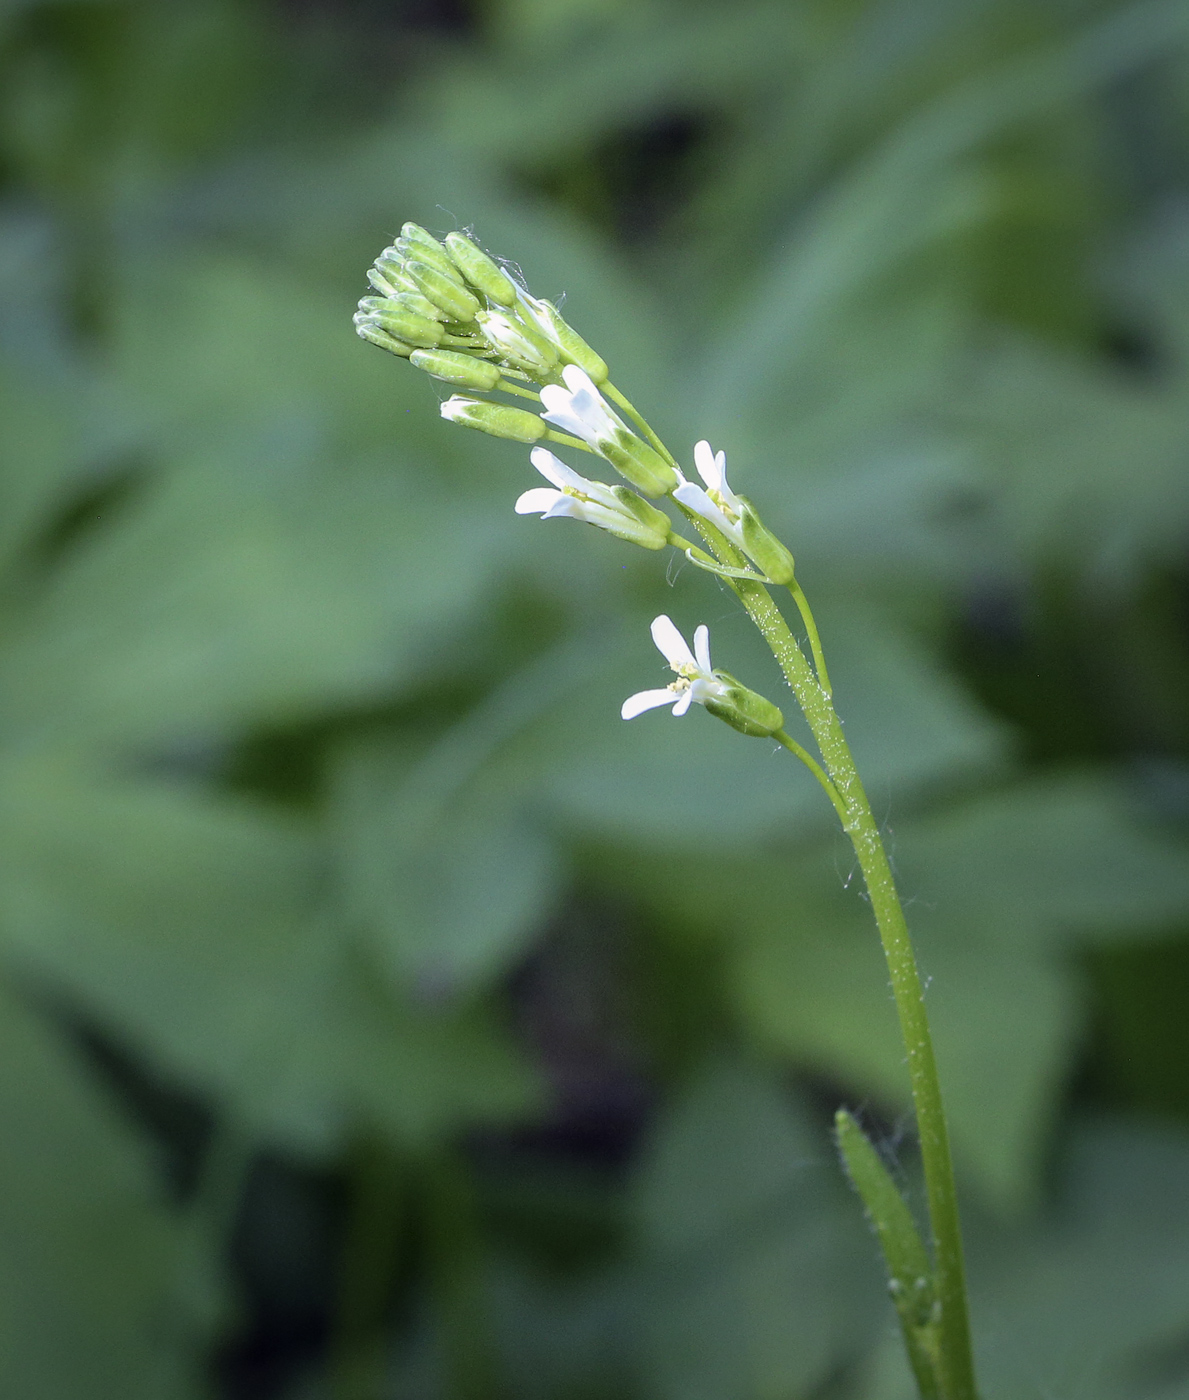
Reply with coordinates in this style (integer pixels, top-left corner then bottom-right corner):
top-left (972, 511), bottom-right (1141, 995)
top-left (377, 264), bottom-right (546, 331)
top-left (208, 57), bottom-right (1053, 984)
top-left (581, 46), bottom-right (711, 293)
top-left (538, 364), bottom-right (625, 448)
top-left (514, 448), bottom-right (670, 549)
top-left (672, 438), bottom-right (746, 547)
top-left (620, 615), bottom-right (731, 719)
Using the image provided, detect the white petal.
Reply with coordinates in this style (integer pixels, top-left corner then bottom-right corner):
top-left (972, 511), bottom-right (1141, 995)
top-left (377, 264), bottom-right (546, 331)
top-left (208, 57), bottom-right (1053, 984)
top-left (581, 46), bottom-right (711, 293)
top-left (621, 688), bottom-right (680, 720)
top-left (542, 495), bottom-right (592, 522)
top-left (694, 439), bottom-right (722, 491)
top-left (671, 688), bottom-right (694, 716)
top-left (561, 363), bottom-right (597, 396)
top-left (529, 446), bottom-right (585, 490)
top-left (515, 487), bottom-right (564, 515)
top-left (650, 614), bottom-right (696, 671)
top-left (538, 386), bottom-right (587, 440)
top-left (688, 676), bottom-right (726, 707)
top-left (693, 624), bottom-right (712, 676)
top-left (673, 482), bottom-right (743, 544)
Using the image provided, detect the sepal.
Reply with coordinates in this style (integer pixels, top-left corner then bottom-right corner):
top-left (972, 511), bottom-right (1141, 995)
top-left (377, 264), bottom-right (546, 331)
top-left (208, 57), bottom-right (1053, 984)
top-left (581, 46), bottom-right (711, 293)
top-left (739, 497), bottom-right (796, 585)
top-left (701, 672), bottom-right (784, 737)
top-left (440, 396), bottom-right (546, 442)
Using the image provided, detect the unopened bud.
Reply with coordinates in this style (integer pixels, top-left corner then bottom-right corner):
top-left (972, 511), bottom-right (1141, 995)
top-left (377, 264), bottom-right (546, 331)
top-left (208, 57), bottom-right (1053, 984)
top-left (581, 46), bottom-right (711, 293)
top-left (440, 395), bottom-right (546, 442)
top-left (409, 348), bottom-right (502, 390)
top-left (600, 435), bottom-right (679, 498)
top-left (529, 300), bottom-right (609, 383)
top-left (392, 291), bottom-right (449, 323)
top-left (355, 322), bottom-right (413, 357)
top-left (405, 261), bottom-right (482, 323)
top-left (396, 235), bottom-right (461, 282)
top-left (355, 297), bottom-right (443, 348)
top-left (702, 672), bottom-right (784, 738)
top-left (739, 498), bottom-right (796, 585)
top-left (476, 310), bottom-right (558, 376)
top-left (444, 233), bottom-right (518, 306)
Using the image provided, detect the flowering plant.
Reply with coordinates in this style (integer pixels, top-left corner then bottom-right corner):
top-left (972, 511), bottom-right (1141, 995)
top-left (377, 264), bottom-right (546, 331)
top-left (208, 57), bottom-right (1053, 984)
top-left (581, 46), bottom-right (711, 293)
top-left (356, 224), bottom-right (979, 1400)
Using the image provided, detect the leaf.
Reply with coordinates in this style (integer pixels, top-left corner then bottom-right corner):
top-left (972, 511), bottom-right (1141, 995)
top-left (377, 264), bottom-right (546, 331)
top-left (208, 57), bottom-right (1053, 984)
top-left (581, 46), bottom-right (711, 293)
top-left (631, 1056), bottom-right (883, 1400)
top-left (0, 975), bottom-right (197, 1400)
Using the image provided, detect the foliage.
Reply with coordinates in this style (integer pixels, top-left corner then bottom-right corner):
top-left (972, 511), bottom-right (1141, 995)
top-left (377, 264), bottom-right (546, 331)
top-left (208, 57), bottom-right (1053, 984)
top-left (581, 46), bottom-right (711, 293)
top-left (1, 0), bottom-right (1189, 1395)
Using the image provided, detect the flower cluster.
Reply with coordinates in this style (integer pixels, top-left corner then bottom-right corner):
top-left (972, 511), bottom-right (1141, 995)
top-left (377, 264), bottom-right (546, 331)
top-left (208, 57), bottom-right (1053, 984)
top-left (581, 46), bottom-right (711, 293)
top-left (355, 224), bottom-right (789, 735)
top-left (353, 223), bottom-right (607, 394)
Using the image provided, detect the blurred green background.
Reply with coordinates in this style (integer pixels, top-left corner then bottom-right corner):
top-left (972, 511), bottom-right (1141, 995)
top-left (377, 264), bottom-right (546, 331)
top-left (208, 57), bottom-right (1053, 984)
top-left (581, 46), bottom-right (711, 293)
top-left (2, 0), bottom-right (1189, 1396)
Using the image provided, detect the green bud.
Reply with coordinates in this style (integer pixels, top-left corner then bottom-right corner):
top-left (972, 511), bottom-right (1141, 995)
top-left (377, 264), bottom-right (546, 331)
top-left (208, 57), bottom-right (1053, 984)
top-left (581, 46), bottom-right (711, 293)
top-left (600, 434), bottom-right (679, 498)
top-left (405, 260), bottom-right (482, 324)
top-left (409, 348), bottom-right (502, 390)
top-left (396, 235), bottom-right (461, 282)
top-left (401, 222), bottom-right (444, 252)
top-left (476, 309), bottom-right (558, 375)
top-left (609, 486), bottom-right (672, 543)
top-left (392, 290), bottom-right (449, 322)
top-left (530, 300), bottom-right (609, 383)
top-left (355, 322), bottom-right (413, 357)
top-left (367, 266), bottom-right (404, 298)
top-left (702, 672), bottom-right (784, 738)
top-left (444, 233), bottom-right (519, 306)
top-left (355, 297), bottom-right (443, 348)
top-left (439, 395), bottom-right (546, 442)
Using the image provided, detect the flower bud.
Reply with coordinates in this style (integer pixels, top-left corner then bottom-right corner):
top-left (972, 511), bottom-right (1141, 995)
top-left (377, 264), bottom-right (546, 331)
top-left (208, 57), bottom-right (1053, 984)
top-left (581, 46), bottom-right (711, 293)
top-left (405, 261), bottom-right (482, 323)
top-left (355, 322), bottom-right (414, 357)
top-left (444, 233), bottom-right (519, 306)
top-left (440, 395), bottom-right (546, 442)
top-left (739, 497), bottom-right (796, 585)
top-left (355, 297), bottom-right (443, 348)
top-left (396, 235), bottom-right (461, 282)
top-left (528, 299), bottom-right (609, 383)
top-left (409, 348), bottom-right (502, 390)
top-left (600, 435), bottom-right (679, 498)
top-left (701, 672), bottom-right (785, 738)
top-left (392, 290), bottom-right (449, 323)
top-left (476, 310), bottom-right (558, 376)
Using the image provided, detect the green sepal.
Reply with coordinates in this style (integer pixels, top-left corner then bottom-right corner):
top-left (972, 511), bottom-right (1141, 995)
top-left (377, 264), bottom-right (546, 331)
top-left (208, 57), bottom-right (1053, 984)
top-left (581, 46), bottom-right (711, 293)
top-left (738, 496), bottom-right (796, 585)
top-left (702, 672), bottom-right (784, 737)
top-left (444, 233), bottom-right (519, 306)
top-left (681, 549), bottom-right (765, 582)
top-left (405, 261), bottom-right (482, 323)
top-left (835, 1110), bottom-right (943, 1399)
top-left (530, 300), bottom-right (609, 383)
top-left (609, 485), bottom-right (672, 544)
top-left (601, 434), bottom-right (679, 499)
top-left (409, 348), bottom-right (502, 390)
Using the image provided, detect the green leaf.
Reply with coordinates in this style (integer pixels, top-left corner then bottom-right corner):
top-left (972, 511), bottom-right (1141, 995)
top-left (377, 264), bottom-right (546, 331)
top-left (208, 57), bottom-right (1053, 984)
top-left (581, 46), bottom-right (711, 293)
top-left (632, 1056), bottom-right (883, 1400)
top-left (0, 975), bottom-right (197, 1400)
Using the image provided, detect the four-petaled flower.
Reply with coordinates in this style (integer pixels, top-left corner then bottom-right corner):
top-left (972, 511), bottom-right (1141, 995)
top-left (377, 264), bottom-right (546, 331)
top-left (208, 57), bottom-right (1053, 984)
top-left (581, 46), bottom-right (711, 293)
top-left (621, 615), bottom-right (731, 719)
top-left (673, 439), bottom-right (746, 548)
top-left (538, 364), bottom-right (626, 448)
top-left (514, 448), bottom-right (670, 549)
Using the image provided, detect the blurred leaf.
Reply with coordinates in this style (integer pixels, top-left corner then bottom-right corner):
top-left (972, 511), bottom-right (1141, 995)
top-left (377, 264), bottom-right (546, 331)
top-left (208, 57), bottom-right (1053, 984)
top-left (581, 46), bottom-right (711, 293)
top-left (631, 1056), bottom-right (883, 1400)
top-left (0, 975), bottom-right (196, 1400)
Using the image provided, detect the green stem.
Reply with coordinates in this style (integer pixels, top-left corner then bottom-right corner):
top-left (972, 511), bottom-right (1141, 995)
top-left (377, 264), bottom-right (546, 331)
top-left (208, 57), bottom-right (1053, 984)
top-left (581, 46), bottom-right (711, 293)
top-left (542, 428), bottom-right (597, 454)
top-left (603, 381), bottom-right (681, 468)
top-left (733, 578), bottom-right (977, 1400)
top-left (787, 580), bottom-right (832, 696)
top-left (773, 729), bottom-right (849, 824)
top-left (669, 500), bottom-right (976, 1399)
top-left (494, 377), bottom-right (542, 401)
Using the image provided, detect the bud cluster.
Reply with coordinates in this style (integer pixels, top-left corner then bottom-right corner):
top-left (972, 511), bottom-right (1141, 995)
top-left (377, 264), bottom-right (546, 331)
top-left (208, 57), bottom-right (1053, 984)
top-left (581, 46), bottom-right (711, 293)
top-left (354, 224), bottom-right (607, 394)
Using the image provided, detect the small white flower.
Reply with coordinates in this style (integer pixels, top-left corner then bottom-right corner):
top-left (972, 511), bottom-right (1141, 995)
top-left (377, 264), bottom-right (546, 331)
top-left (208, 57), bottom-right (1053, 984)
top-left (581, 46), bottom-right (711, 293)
top-left (621, 615), bottom-right (731, 719)
top-left (539, 364), bottom-right (625, 448)
top-left (515, 448), bottom-right (670, 549)
top-left (672, 438), bottom-right (746, 547)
